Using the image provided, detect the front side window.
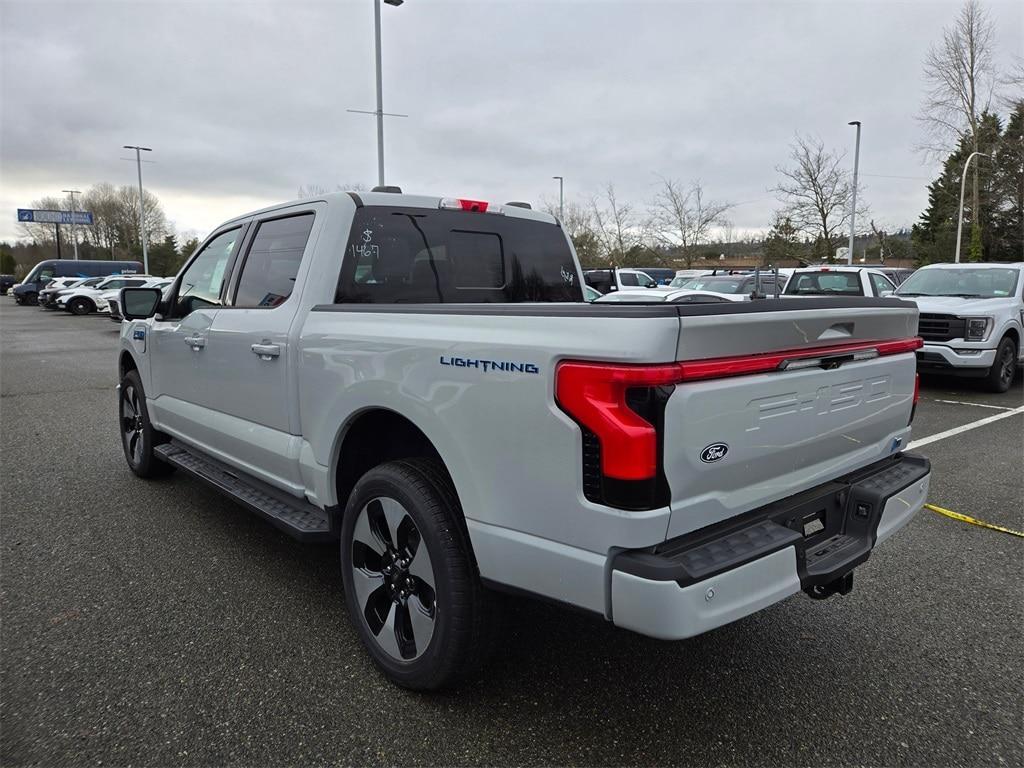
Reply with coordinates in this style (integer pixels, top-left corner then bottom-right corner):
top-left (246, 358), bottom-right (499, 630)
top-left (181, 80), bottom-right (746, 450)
top-left (234, 214), bottom-right (314, 308)
top-left (870, 273), bottom-right (896, 295)
top-left (337, 207), bottom-right (581, 303)
top-left (175, 227), bottom-right (241, 316)
top-left (619, 272), bottom-right (640, 286)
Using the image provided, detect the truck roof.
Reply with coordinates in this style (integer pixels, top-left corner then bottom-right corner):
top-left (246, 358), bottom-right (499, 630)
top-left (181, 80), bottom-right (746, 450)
top-left (916, 262), bottom-right (1024, 269)
top-left (225, 190), bottom-right (558, 227)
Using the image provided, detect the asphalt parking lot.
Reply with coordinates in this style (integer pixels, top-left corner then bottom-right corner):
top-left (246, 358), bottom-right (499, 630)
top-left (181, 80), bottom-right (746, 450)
top-left (1, 300), bottom-right (1021, 767)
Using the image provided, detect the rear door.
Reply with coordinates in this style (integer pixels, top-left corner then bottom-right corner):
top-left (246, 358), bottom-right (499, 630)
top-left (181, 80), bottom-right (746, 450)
top-left (200, 207), bottom-right (320, 490)
top-left (148, 225), bottom-right (247, 442)
top-left (663, 302), bottom-right (920, 538)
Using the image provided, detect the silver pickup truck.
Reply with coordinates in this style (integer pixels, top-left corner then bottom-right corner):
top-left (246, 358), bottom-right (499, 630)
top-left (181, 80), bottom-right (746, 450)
top-left (117, 190), bottom-right (931, 689)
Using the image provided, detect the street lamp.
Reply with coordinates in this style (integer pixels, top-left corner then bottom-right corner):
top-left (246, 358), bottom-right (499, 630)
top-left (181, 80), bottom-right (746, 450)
top-left (847, 121), bottom-right (861, 266)
top-left (348, 0), bottom-right (406, 187)
top-left (123, 145), bottom-right (152, 274)
top-left (62, 189), bottom-right (81, 260)
top-left (954, 151), bottom-right (991, 263)
top-left (552, 176), bottom-right (564, 221)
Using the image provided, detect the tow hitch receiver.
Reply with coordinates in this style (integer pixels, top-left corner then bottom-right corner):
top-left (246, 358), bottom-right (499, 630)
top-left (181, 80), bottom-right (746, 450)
top-left (805, 571), bottom-right (854, 600)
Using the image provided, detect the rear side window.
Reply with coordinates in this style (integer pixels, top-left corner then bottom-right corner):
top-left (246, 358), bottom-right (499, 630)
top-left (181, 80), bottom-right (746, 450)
top-left (234, 214), bottom-right (315, 308)
top-left (785, 271), bottom-right (863, 296)
top-left (336, 207), bottom-right (581, 303)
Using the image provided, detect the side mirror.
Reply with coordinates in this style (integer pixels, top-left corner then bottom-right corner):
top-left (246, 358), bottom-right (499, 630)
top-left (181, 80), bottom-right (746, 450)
top-left (880, 289), bottom-right (894, 297)
top-left (646, 280), bottom-right (658, 288)
top-left (121, 287), bottom-right (162, 320)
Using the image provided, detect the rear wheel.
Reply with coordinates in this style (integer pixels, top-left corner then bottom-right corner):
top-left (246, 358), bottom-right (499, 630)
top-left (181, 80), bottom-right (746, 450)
top-left (68, 297), bottom-right (93, 315)
top-left (119, 370), bottom-right (173, 478)
top-left (984, 336), bottom-right (1017, 393)
top-left (340, 458), bottom-right (495, 690)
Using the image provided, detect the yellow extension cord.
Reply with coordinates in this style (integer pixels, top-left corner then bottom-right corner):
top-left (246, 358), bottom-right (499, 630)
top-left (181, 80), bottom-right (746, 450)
top-left (925, 503), bottom-right (1024, 539)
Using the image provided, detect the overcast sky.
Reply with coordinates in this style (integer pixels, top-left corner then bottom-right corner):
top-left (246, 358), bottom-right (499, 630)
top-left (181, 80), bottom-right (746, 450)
top-left (1, 0), bottom-right (1021, 244)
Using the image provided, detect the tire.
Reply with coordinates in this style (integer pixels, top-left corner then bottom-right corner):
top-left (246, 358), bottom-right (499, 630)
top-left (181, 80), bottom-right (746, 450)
top-left (68, 297), bottom-right (93, 315)
top-left (340, 458), bottom-right (496, 690)
top-left (984, 336), bottom-right (1018, 393)
top-left (118, 370), bottom-right (173, 478)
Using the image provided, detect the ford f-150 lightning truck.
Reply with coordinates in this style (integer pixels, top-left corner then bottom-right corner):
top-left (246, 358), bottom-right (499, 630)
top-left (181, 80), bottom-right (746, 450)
top-left (117, 190), bottom-right (931, 689)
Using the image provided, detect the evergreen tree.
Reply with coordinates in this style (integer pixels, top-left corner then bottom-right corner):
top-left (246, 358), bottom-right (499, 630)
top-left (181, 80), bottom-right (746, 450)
top-left (991, 101), bottom-right (1024, 260)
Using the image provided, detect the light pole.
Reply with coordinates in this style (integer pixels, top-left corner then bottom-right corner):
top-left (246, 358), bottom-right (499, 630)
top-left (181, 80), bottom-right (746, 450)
top-left (123, 145), bottom-right (152, 274)
top-left (847, 121), bottom-right (861, 266)
top-left (954, 151), bottom-right (990, 263)
top-left (62, 189), bottom-right (81, 260)
top-left (552, 176), bottom-right (564, 221)
top-left (347, 0), bottom-right (405, 187)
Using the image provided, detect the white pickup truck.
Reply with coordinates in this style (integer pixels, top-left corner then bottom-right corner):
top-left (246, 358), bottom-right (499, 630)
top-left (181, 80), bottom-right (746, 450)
top-left (895, 262), bottom-right (1023, 392)
top-left (784, 266), bottom-right (898, 298)
top-left (117, 190), bottom-right (931, 689)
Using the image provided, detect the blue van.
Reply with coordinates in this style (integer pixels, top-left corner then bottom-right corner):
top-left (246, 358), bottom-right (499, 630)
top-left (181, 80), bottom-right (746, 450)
top-left (12, 260), bottom-right (144, 305)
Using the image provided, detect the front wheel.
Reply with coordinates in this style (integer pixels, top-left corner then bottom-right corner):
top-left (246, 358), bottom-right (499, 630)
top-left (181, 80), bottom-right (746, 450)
top-left (68, 297), bottom-right (93, 315)
top-left (984, 336), bottom-right (1017, 393)
top-left (340, 459), bottom-right (496, 690)
top-left (119, 370), bottom-right (173, 478)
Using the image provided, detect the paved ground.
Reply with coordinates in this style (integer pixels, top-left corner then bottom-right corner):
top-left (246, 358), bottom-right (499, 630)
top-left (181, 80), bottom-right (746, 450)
top-left (2, 300), bottom-right (1022, 767)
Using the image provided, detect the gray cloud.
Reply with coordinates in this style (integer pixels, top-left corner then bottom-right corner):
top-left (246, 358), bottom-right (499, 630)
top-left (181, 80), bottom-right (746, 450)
top-left (2, 0), bottom-right (1022, 242)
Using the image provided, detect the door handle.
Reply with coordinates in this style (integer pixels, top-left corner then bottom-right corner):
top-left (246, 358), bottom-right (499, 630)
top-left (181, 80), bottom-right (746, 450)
top-left (183, 334), bottom-right (206, 350)
top-left (251, 342), bottom-right (281, 360)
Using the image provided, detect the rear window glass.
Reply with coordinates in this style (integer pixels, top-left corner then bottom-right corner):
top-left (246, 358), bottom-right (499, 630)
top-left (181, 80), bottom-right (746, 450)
top-left (336, 207), bottom-right (582, 303)
top-left (785, 271), bottom-right (863, 296)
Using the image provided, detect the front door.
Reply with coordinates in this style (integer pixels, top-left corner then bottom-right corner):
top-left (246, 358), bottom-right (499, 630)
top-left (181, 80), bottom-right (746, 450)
top-left (148, 225), bottom-right (245, 451)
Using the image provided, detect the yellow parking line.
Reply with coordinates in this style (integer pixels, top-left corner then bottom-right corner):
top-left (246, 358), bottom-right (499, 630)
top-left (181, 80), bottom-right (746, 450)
top-left (925, 503), bottom-right (1024, 539)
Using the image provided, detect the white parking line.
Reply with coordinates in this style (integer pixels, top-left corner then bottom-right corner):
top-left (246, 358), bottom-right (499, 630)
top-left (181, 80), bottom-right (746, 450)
top-left (929, 398), bottom-right (1017, 411)
top-left (908, 405), bottom-right (1024, 450)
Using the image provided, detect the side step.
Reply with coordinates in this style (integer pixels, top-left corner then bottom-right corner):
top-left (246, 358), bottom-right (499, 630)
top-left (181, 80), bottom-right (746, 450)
top-left (154, 442), bottom-right (334, 543)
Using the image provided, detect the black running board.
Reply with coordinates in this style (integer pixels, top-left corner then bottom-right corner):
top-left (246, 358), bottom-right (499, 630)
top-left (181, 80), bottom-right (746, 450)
top-left (154, 442), bottom-right (334, 543)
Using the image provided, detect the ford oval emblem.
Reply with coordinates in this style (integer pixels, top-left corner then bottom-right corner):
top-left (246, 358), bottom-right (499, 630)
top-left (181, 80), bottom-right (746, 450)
top-left (700, 443), bottom-right (729, 463)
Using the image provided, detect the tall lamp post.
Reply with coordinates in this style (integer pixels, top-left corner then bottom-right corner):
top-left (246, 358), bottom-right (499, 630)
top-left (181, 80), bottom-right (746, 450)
top-left (123, 145), bottom-right (152, 274)
top-left (552, 176), bottom-right (564, 221)
top-left (62, 189), bottom-right (81, 260)
top-left (348, 0), bottom-right (406, 187)
top-left (954, 151), bottom-right (990, 263)
top-left (847, 121), bottom-right (861, 265)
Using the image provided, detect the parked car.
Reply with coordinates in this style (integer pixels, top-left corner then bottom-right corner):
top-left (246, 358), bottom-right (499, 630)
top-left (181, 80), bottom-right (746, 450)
top-left (583, 268), bottom-right (660, 293)
top-left (0, 275), bottom-right (15, 295)
top-left (783, 267), bottom-right (897, 298)
top-left (38, 277), bottom-right (106, 310)
top-left (674, 273), bottom-right (788, 298)
top-left (668, 269), bottom-right (715, 287)
top-left (57, 275), bottom-right (157, 315)
top-left (896, 262), bottom-right (1023, 392)
top-left (107, 278), bottom-right (173, 321)
top-left (116, 190), bottom-right (929, 690)
top-left (12, 259), bottom-right (143, 305)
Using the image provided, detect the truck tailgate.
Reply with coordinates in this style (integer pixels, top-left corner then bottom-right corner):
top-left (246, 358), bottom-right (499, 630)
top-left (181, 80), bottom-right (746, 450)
top-left (663, 302), bottom-right (919, 539)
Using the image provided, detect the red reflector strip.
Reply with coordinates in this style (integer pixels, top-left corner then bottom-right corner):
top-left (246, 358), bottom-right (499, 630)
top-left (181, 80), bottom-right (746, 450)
top-left (676, 337), bottom-right (923, 382)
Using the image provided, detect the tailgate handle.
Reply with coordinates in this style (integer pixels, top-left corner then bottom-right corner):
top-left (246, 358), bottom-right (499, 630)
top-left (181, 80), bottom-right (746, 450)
top-left (818, 322), bottom-right (854, 341)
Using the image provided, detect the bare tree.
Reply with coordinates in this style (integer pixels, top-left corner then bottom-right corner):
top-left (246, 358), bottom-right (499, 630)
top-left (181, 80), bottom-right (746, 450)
top-left (590, 183), bottom-right (647, 262)
top-left (648, 177), bottom-right (733, 267)
top-left (773, 133), bottom-right (863, 261)
top-left (919, 0), bottom-right (998, 231)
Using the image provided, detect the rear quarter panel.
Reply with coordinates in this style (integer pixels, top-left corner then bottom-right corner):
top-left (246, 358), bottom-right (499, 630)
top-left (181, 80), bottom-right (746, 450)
top-left (297, 308), bottom-right (682, 552)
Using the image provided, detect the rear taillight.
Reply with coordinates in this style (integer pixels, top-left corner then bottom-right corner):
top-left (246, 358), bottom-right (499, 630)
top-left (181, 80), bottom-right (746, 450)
top-left (555, 362), bottom-right (678, 481)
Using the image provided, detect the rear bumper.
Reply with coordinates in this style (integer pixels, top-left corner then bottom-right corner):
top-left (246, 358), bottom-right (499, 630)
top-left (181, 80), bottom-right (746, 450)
top-left (609, 453), bottom-right (930, 640)
top-left (917, 344), bottom-right (995, 376)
